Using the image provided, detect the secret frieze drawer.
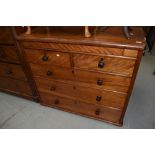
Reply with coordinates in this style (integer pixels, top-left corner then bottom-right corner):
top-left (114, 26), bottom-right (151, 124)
top-left (30, 63), bottom-right (131, 93)
top-left (35, 77), bottom-right (126, 109)
top-left (22, 41), bottom-right (138, 58)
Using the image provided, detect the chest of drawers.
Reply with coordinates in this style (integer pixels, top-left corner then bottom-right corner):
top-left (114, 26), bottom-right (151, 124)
top-left (0, 27), bottom-right (37, 100)
top-left (15, 26), bottom-right (145, 125)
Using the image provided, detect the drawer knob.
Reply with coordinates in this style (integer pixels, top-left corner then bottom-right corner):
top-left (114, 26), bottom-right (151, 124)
top-left (98, 58), bottom-right (104, 68)
top-left (5, 70), bottom-right (12, 75)
top-left (96, 96), bottom-right (102, 102)
top-left (47, 70), bottom-right (53, 76)
top-left (95, 109), bottom-right (100, 115)
top-left (50, 85), bottom-right (56, 91)
top-left (54, 99), bottom-right (59, 105)
top-left (97, 79), bottom-right (103, 85)
top-left (42, 54), bottom-right (48, 61)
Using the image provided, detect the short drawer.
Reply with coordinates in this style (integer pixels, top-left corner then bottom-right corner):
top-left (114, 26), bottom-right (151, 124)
top-left (23, 41), bottom-right (124, 56)
top-left (30, 63), bottom-right (74, 81)
top-left (40, 92), bottom-right (122, 124)
top-left (35, 78), bottom-right (126, 109)
top-left (74, 69), bottom-right (131, 93)
top-left (0, 77), bottom-right (32, 96)
top-left (0, 62), bottom-right (27, 80)
top-left (0, 45), bottom-right (20, 63)
top-left (73, 54), bottom-right (135, 76)
top-left (24, 49), bottom-right (71, 68)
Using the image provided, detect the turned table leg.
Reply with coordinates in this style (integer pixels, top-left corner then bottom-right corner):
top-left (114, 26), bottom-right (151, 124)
top-left (85, 26), bottom-right (91, 38)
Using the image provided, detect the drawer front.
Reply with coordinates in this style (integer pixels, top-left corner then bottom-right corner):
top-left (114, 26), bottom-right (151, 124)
top-left (35, 78), bottom-right (126, 109)
top-left (73, 54), bottom-right (135, 76)
top-left (30, 63), bottom-right (74, 81)
top-left (40, 92), bottom-right (122, 123)
top-left (35, 78), bottom-right (76, 99)
top-left (0, 62), bottom-right (27, 80)
top-left (74, 69), bottom-right (131, 93)
top-left (0, 46), bottom-right (20, 63)
top-left (25, 49), bottom-right (71, 68)
top-left (0, 77), bottom-right (32, 96)
top-left (23, 41), bottom-right (124, 56)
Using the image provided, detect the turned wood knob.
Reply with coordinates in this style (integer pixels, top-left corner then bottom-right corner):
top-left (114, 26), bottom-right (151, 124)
top-left (46, 70), bottom-right (53, 76)
top-left (25, 26), bottom-right (31, 35)
top-left (50, 85), bottom-right (56, 91)
top-left (96, 96), bottom-right (102, 102)
top-left (97, 79), bottom-right (103, 85)
top-left (5, 69), bottom-right (12, 75)
top-left (54, 99), bottom-right (59, 105)
top-left (98, 58), bottom-right (104, 68)
top-left (95, 109), bottom-right (100, 115)
top-left (42, 54), bottom-right (48, 61)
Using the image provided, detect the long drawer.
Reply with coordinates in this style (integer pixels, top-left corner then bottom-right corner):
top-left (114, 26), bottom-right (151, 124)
top-left (0, 62), bottom-right (27, 80)
top-left (73, 53), bottom-right (136, 76)
top-left (0, 77), bottom-right (32, 96)
top-left (40, 92), bottom-right (122, 124)
top-left (0, 45), bottom-right (20, 63)
top-left (22, 41), bottom-right (138, 58)
top-left (35, 78), bottom-right (126, 109)
top-left (24, 49), bottom-right (71, 68)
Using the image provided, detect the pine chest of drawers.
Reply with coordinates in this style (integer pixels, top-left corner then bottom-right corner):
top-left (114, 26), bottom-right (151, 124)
top-left (16, 26), bottom-right (145, 126)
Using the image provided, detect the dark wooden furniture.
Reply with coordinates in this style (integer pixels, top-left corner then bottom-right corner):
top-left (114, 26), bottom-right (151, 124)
top-left (0, 26), bottom-right (145, 126)
top-left (0, 27), bottom-right (37, 100)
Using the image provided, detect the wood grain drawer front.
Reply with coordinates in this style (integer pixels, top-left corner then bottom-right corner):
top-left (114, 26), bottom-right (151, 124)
top-left (0, 46), bottom-right (20, 63)
top-left (75, 85), bottom-right (126, 109)
top-left (74, 69), bottom-right (131, 93)
top-left (23, 41), bottom-right (124, 56)
top-left (0, 62), bottom-right (27, 80)
top-left (25, 49), bottom-right (71, 68)
top-left (40, 92), bottom-right (122, 124)
top-left (73, 54), bottom-right (135, 76)
top-left (35, 78), bottom-right (76, 99)
top-left (30, 63), bottom-right (74, 81)
top-left (0, 77), bottom-right (32, 96)
top-left (35, 78), bottom-right (125, 109)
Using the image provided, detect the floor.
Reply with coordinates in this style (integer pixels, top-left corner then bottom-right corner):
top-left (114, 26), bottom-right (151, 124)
top-left (0, 53), bottom-right (155, 129)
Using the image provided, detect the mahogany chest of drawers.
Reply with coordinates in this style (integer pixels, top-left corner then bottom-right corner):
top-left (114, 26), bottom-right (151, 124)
top-left (1, 26), bottom-right (145, 126)
top-left (0, 27), bottom-right (36, 100)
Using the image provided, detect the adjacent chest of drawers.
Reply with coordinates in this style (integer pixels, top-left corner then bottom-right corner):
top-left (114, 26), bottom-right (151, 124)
top-left (0, 27), bottom-right (35, 100)
top-left (18, 27), bottom-right (145, 126)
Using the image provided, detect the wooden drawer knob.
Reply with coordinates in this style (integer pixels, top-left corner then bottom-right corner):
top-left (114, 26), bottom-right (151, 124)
top-left (97, 79), bottom-right (103, 85)
top-left (42, 54), bottom-right (48, 61)
top-left (95, 109), bottom-right (101, 115)
top-left (46, 70), bottom-right (53, 76)
top-left (98, 58), bottom-right (104, 68)
top-left (54, 99), bottom-right (59, 105)
top-left (5, 69), bottom-right (12, 75)
top-left (96, 96), bottom-right (102, 102)
top-left (50, 85), bottom-right (56, 91)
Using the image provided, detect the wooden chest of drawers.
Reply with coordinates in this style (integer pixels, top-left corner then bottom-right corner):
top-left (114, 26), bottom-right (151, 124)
top-left (16, 26), bottom-right (145, 125)
top-left (0, 27), bottom-right (36, 100)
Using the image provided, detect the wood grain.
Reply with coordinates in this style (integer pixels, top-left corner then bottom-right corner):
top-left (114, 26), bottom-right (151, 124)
top-left (73, 54), bottom-right (136, 76)
top-left (24, 49), bottom-right (71, 68)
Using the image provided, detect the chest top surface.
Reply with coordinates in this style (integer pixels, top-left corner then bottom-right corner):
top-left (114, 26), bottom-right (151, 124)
top-left (15, 26), bottom-right (146, 50)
